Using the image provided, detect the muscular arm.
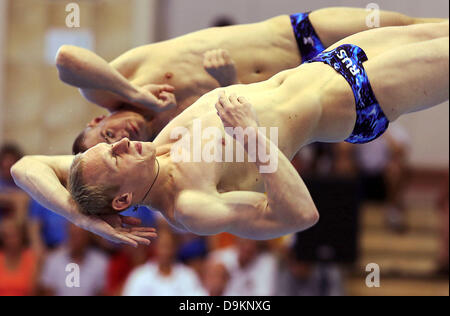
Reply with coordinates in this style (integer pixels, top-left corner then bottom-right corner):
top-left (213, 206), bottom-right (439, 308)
top-left (11, 156), bottom-right (75, 220)
top-left (310, 7), bottom-right (447, 48)
top-left (11, 156), bottom-right (157, 246)
top-left (56, 45), bottom-right (140, 108)
top-left (56, 45), bottom-right (176, 112)
top-left (175, 94), bottom-right (318, 240)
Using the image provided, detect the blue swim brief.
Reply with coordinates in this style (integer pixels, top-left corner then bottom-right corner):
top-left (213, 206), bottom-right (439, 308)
top-left (290, 12), bottom-right (326, 63)
top-left (305, 44), bottom-right (390, 144)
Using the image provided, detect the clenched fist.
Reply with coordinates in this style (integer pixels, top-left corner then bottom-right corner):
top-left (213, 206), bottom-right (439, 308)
top-left (204, 49), bottom-right (238, 87)
top-left (132, 84), bottom-right (177, 112)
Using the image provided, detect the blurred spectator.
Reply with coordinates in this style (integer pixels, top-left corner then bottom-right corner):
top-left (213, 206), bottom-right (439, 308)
top-left (289, 142), bottom-right (357, 296)
top-left (208, 233), bottom-right (236, 250)
top-left (178, 235), bottom-right (208, 278)
top-left (106, 244), bottom-right (155, 296)
top-left (210, 238), bottom-right (278, 296)
top-left (356, 124), bottom-right (411, 232)
top-left (0, 144), bottom-right (29, 223)
top-left (0, 218), bottom-right (38, 296)
top-left (0, 144), bottom-right (23, 190)
top-left (39, 223), bottom-right (108, 296)
top-left (436, 173), bottom-right (449, 277)
top-left (28, 199), bottom-right (68, 253)
top-left (277, 250), bottom-right (344, 296)
top-left (293, 143), bottom-right (343, 177)
top-left (202, 258), bottom-right (230, 296)
top-left (333, 143), bottom-right (358, 177)
top-left (122, 229), bottom-right (206, 296)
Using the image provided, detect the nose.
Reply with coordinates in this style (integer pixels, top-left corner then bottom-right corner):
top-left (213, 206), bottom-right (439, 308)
top-left (112, 138), bottom-right (130, 155)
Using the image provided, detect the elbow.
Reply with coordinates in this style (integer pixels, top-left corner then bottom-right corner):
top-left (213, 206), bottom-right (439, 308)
top-left (55, 45), bottom-right (76, 80)
top-left (55, 45), bottom-right (71, 66)
top-left (295, 204), bottom-right (320, 231)
top-left (10, 157), bottom-right (27, 184)
top-left (308, 207), bottom-right (320, 227)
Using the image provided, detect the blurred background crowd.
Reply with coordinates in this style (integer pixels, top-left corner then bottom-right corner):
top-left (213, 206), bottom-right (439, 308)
top-left (0, 0), bottom-right (448, 296)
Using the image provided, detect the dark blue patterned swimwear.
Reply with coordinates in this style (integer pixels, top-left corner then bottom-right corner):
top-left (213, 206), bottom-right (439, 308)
top-left (290, 12), bottom-right (326, 63)
top-left (305, 44), bottom-right (390, 144)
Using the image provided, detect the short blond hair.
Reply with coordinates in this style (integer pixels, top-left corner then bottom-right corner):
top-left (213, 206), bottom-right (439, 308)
top-left (69, 154), bottom-right (120, 216)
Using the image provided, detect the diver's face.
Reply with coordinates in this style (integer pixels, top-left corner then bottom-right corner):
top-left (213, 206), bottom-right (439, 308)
top-left (83, 111), bottom-right (149, 149)
top-left (82, 138), bottom-right (157, 210)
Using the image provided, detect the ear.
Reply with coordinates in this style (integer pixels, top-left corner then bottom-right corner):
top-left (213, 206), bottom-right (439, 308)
top-left (87, 115), bottom-right (106, 127)
top-left (112, 192), bottom-right (134, 212)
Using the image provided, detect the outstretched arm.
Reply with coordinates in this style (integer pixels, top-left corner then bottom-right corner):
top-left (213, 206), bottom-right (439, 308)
top-left (56, 45), bottom-right (176, 113)
top-left (11, 156), bottom-right (157, 247)
top-left (310, 7), bottom-right (447, 48)
top-left (175, 93), bottom-right (318, 240)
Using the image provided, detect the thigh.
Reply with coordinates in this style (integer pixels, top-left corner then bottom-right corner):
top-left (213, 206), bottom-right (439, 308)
top-left (326, 22), bottom-right (448, 60)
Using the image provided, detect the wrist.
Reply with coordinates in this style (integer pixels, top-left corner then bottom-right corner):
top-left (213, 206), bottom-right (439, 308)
top-left (127, 86), bottom-right (142, 102)
top-left (238, 125), bottom-right (259, 149)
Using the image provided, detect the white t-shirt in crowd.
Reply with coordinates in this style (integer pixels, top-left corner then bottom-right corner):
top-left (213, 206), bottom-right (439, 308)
top-left (211, 247), bottom-right (278, 296)
top-left (40, 247), bottom-right (108, 296)
top-left (122, 261), bottom-right (207, 296)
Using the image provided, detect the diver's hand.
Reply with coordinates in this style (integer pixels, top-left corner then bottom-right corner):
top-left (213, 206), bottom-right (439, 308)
top-left (76, 213), bottom-right (157, 248)
top-left (216, 91), bottom-right (259, 130)
top-left (216, 91), bottom-right (260, 150)
top-left (131, 84), bottom-right (177, 112)
top-left (204, 49), bottom-right (239, 87)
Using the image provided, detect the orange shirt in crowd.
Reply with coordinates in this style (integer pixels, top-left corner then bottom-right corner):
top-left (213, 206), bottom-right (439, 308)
top-left (0, 249), bottom-right (36, 296)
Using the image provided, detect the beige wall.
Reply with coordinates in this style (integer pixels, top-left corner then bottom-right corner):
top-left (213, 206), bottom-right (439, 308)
top-left (3, 0), bottom-right (136, 155)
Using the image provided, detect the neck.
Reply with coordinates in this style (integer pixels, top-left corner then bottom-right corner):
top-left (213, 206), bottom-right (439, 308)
top-left (140, 149), bottom-right (174, 215)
